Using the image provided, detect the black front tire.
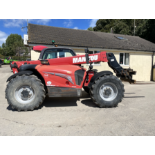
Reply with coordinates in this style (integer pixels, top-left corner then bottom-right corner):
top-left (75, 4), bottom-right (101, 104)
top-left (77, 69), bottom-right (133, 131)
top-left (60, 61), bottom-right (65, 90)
top-left (90, 75), bottom-right (124, 108)
top-left (5, 75), bottom-right (46, 111)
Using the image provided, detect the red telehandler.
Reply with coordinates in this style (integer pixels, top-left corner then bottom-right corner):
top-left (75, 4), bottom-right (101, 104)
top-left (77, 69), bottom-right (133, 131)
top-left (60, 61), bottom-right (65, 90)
top-left (6, 46), bottom-right (136, 111)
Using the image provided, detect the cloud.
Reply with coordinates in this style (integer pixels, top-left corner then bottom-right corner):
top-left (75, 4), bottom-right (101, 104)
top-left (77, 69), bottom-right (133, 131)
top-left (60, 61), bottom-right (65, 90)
top-left (4, 19), bottom-right (25, 27)
top-left (0, 31), bottom-right (8, 46)
top-left (3, 19), bottom-right (51, 27)
top-left (89, 19), bottom-right (98, 27)
top-left (36, 19), bottom-right (51, 25)
top-left (64, 19), bottom-right (73, 27)
top-left (73, 27), bottom-right (78, 29)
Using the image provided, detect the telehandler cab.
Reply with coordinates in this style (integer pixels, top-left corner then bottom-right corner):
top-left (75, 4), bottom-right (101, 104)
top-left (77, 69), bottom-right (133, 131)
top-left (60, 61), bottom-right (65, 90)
top-left (6, 46), bottom-right (136, 111)
top-left (10, 45), bottom-right (77, 73)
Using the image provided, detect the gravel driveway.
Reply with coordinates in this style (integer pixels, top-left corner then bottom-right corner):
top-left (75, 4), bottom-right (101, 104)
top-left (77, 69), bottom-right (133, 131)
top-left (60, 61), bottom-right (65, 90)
top-left (0, 65), bottom-right (155, 136)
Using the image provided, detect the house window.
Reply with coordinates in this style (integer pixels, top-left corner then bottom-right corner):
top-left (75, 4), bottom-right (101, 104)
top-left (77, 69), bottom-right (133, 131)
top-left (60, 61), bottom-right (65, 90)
top-left (89, 51), bottom-right (100, 65)
top-left (119, 53), bottom-right (129, 65)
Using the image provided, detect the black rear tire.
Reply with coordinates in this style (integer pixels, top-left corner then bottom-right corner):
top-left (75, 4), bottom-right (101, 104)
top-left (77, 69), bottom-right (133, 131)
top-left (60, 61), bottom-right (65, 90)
top-left (5, 75), bottom-right (46, 111)
top-left (90, 75), bottom-right (124, 108)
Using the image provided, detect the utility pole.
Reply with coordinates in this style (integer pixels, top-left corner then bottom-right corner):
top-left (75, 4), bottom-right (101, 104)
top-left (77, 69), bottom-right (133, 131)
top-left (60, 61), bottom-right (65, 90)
top-left (27, 19), bottom-right (28, 34)
top-left (21, 19), bottom-right (28, 34)
top-left (21, 19), bottom-right (29, 60)
top-left (110, 28), bottom-right (113, 33)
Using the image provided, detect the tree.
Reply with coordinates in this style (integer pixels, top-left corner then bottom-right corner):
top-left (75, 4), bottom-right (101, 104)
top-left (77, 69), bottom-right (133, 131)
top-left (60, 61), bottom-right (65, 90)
top-left (93, 19), bottom-right (147, 36)
top-left (1, 34), bottom-right (27, 56)
top-left (88, 19), bottom-right (155, 44)
top-left (93, 19), bottom-right (117, 32)
top-left (0, 44), bottom-right (8, 56)
top-left (113, 20), bottom-right (131, 35)
top-left (6, 34), bottom-right (26, 56)
top-left (2, 43), bottom-right (6, 48)
top-left (0, 46), bottom-right (2, 55)
top-left (137, 19), bottom-right (155, 43)
top-left (87, 27), bottom-right (94, 31)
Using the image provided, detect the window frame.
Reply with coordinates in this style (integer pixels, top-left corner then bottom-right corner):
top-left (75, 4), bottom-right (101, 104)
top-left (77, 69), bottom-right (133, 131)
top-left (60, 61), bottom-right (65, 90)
top-left (86, 50), bottom-right (101, 66)
top-left (119, 53), bottom-right (130, 66)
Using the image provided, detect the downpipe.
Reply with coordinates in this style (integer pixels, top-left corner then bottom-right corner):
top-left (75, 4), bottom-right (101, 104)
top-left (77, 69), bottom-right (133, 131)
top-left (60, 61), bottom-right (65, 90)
top-left (151, 51), bottom-right (155, 81)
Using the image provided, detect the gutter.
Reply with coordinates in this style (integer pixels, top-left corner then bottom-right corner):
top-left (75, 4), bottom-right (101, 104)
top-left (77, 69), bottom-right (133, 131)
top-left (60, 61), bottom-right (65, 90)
top-left (28, 43), bottom-right (155, 53)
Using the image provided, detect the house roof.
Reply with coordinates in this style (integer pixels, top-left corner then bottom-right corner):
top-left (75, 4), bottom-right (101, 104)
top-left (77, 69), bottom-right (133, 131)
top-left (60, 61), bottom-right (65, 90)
top-left (28, 23), bottom-right (155, 52)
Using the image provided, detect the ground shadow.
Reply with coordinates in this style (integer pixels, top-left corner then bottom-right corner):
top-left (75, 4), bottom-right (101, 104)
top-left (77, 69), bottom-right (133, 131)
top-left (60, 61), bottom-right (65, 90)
top-left (124, 92), bottom-right (145, 98)
top-left (124, 96), bottom-right (145, 98)
top-left (80, 91), bottom-right (90, 98)
top-left (81, 99), bottom-right (98, 108)
top-left (7, 91), bottom-right (91, 111)
top-left (124, 93), bottom-right (135, 94)
top-left (42, 91), bottom-right (93, 108)
top-left (7, 97), bottom-right (79, 111)
top-left (42, 91), bottom-right (90, 108)
top-left (7, 105), bottom-right (17, 111)
top-left (6, 90), bottom-right (145, 111)
top-left (42, 97), bottom-right (78, 108)
top-left (134, 83), bottom-right (155, 85)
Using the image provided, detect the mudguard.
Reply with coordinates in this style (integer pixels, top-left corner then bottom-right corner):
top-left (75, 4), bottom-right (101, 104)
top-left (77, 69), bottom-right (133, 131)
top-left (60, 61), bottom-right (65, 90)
top-left (10, 62), bottom-right (18, 70)
top-left (19, 64), bottom-right (37, 72)
top-left (88, 71), bottom-right (113, 88)
top-left (7, 71), bottom-right (33, 82)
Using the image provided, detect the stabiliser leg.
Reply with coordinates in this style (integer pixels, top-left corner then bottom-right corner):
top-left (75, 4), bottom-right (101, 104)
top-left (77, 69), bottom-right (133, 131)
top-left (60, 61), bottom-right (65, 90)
top-left (106, 53), bottom-right (136, 84)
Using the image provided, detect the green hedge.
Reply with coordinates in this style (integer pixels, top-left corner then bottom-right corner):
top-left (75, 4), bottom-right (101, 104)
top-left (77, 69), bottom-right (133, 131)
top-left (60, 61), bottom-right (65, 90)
top-left (0, 54), bottom-right (30, 61)
top-left (12, 56), bottom-right (31, 61)
top-left (0, 54), bottom-right (5, 59)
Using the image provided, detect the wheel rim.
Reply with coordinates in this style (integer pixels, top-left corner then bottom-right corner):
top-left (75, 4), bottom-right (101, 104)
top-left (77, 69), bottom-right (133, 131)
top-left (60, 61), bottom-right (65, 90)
top-left (14, 85), bottom-right (35, 104)
top-left (99, 82), bottom-right (118, 101)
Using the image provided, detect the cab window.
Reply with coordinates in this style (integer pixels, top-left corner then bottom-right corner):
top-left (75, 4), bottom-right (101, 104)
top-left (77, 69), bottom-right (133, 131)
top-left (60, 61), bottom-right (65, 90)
top-left (59, 49), bottom-right (73, 58)
top-left (42, 49), bottom-right (75, 59)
